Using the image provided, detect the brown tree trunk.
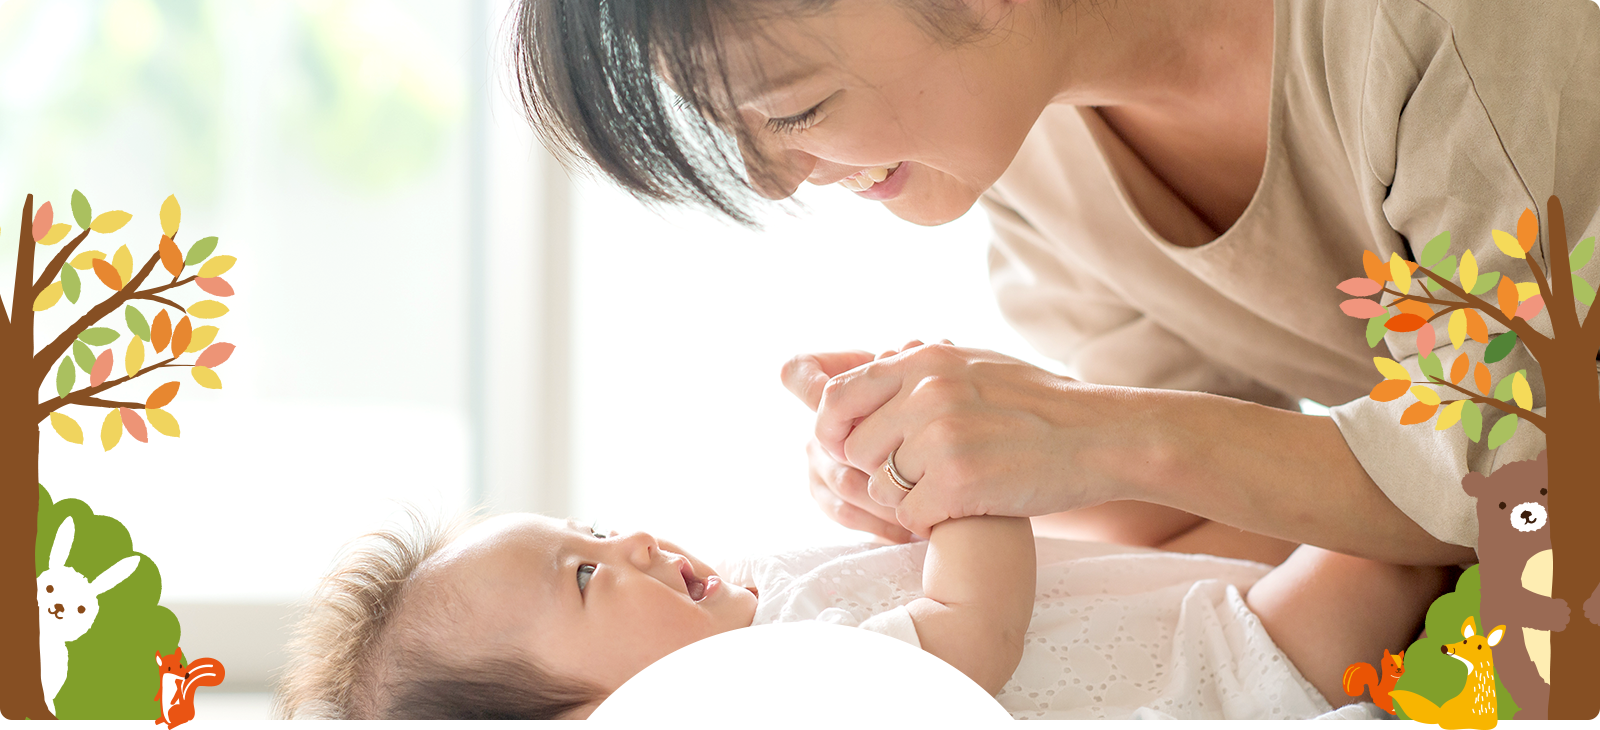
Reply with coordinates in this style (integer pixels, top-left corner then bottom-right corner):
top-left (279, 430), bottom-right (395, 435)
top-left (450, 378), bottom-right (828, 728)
top-left (0, 366), bottom-right (52, 720)
top-left (1545, 352), bottom-right (1600, 720)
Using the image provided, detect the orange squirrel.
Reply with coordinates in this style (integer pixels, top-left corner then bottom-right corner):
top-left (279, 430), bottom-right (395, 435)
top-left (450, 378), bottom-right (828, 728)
top-left (155, 648), bottom-right (226, 728)
top-left (1343, 649), bottom-right (1405, 715)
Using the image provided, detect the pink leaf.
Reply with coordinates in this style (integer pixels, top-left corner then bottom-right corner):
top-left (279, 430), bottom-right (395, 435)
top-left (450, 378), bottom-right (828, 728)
top-left (120, 408), bottom-right (148, 443)
top-left (196, 276), bottom-right (235, 297)
top-left (1415, 323), bottom-right (1435, 359)
top-left (1336, 277), bottom-right (1381, 297)
top-left (1339, 298), bottom-right (1388, 319)
top-left (90, 349), bottom-right (114, 387)
top-left (196, 342), bottom-right (235, 369)
top-left (32, 202), bottom-right (53, 242)
top-left (1516, 295), bottom-right (1545, 321)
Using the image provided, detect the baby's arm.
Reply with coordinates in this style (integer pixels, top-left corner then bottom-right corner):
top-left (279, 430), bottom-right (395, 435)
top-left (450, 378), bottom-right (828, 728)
top-left (902, 516), bottom-right (1035, 695)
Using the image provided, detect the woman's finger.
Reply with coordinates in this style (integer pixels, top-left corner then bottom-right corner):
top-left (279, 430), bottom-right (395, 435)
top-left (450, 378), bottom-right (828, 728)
top-left (894, 474), bottom-right (958, 539)
top-left (808, 441), bottom-right (912, 542)
top-left (781, 350), bottom-right (875, 411)
top-left (814, 361), bottom-right (909, 463)
top-left (864, 451), bottom-right (918, 510)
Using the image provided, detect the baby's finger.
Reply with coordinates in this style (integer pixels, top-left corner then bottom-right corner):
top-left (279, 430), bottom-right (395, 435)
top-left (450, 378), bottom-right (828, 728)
top-left (809, 438), bottom-right (901, 525)
top-left (895, 480), bottom-right (958, 540)
top-left (809, 459), bottom-right (913, 543)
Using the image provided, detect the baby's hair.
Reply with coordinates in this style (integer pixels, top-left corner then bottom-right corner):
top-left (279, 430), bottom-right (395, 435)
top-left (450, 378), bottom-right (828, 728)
top-left (272, 507), bottom-right (604, 720)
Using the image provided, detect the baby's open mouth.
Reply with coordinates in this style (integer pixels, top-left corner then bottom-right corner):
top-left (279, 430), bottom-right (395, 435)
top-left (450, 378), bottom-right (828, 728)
top-left (680, 561), bottom-right (707, 601)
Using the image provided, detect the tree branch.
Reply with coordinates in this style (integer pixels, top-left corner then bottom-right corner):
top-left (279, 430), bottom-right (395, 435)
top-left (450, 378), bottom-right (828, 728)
top-left (31, 251), bottom-right (165, 381)
top-left (1423, 374), bottom-right (1547, 433)
top-left (10, 195), bottom-right (35, 335)
top-left (35, 355), bottom-right (184, 422)
top-left (133, 293), bottom-right (186, 313)
top-left (1413, 265), bottom-right (1552, 353)
top-left (31, 228), bottom-right (93, 299)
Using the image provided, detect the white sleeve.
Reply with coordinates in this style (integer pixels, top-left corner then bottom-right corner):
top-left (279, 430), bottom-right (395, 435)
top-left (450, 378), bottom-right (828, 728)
top-left (856, 606), bottom-right (921, 650)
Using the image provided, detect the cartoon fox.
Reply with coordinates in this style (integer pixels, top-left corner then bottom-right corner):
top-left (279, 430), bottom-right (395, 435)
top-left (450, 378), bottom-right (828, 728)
top-left (154, 648), bottom-right (225, 728)
top-left (1390, 616), bottom-right (1504, 730)
top-left (1342, 649), bottom-right (1405, 714)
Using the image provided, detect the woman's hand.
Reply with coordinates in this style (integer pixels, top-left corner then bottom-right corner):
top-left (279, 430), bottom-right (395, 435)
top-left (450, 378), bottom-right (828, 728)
top-left (813, 344), bottom-right (1163, 537)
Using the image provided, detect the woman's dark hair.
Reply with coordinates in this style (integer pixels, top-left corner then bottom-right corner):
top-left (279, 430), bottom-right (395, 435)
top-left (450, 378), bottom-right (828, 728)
top-left (508, 0), bottom-right (994, 227)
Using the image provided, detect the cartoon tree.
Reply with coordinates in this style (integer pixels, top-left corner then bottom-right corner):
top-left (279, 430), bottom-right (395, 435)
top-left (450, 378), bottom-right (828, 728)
top-left (1336, 196), bottom-right (1599, 720)
top-left (0, 192), bottom-right (237, 720)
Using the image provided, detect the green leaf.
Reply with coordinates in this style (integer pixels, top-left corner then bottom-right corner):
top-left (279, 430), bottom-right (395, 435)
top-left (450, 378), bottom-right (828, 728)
top-left (60, 264), bottom-right (80, 304)
top-left (55, 358), bottom-right (75, 399)
top-left (77, 327), bottom-right (119, 347)
top-left (185, 236), bottom-right (219, 266)
top-left (1483, 331), bottom-right (1518, 364)
top-left (1419, 353), bottom-right (1443, 383)
top-left (1471, 271), bottom-right (1500, 296)
top-left (1487, 414), bottom-right (1519, 450)
top-left (1491, 369), bottom-right (1526, 401)
top-left (1573, 275), bottom-right (1596, 307)
top-left (124, 306), bottom-right (151, 341)
top-left (1366, 314), bottom-right (1391, 348)
top-left (1462, 401), bottom-right (1483, 443)
top-left (1571, 237), bottom-right (1595, 270)
top-left (71, 189), bottom-right (92, 230)
top-left (72, 341), bottom-right (95, 373)
top-left (1419, 231), bottom-right (1451, 268)
top-left (1433, 255), bottom-right (1457, 283)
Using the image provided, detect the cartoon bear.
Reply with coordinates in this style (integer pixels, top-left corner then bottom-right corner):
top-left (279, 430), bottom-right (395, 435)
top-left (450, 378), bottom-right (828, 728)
top-left (1460, 449), bottom-right (1567, 720)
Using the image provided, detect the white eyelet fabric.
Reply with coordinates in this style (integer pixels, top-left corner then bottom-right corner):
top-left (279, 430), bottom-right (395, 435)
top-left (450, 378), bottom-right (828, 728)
top-left (719, 538), bottom-right (1335, 720)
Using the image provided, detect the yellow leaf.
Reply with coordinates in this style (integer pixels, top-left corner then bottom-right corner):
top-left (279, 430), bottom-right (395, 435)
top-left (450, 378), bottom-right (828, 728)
top-left (1374, 357), bottom-right (1410, 381)
top-left (198, 255), bottom-right (236, 278)
top-left (160, 195), bottom-right (181, 237)
top-left (33, 282), bottom-right (63, 311)
top-left (1492, 230), bottom-right (1526, 260)
top-left (1410, 386), bottom-right (1441, 406)
top-left (146, 407), bottom-right (180, 438)
top-left (101, 409), bottom-right (123, 451)
top-left (38, 223), bottom-right (72, 246)
top-left (188, 325), bottom-right (219, 352)
top-left (126, 337), bottom-right (145, 377)
top-left (70, 250), bottom-right (106, 270)
top-left (1515, 282), bottom-right (1540, 301)
top-left (1388, 253), bottom-right (1411, 295)
top-left (49, 412), bottom-right (84, 445)
top-left (1435, 401), bottom-right (1465, 431)
top-left (1513, 372), bottom-right (1532, 410)
top-left (192, 365), bottom-right (222, 389)
top-left (1460, 251), bottom-right (1478, 292)
top-left (113, 245), bottom-right (133, 286)
top-left (1449, 310), bottom-right (1467, 349)
top-left (187, 301), bottom-right (229, 319)
top-left (90, 210), bottom-right (133, 234)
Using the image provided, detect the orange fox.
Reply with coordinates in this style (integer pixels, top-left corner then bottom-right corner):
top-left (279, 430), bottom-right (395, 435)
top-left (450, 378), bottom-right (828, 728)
top-left (1390, 616), bottom-right (1504, 730)
top-left (154, 648), bottom-right (226, 728)
top-left (1342, 649), bottom-right (1405, 714)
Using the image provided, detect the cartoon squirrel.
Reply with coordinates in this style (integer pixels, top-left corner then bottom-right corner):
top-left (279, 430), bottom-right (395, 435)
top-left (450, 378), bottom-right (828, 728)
top-left (1390, 616), bottom-right (1505, 730)
top-left (155, 648), bottom-right (225, 728)
top-left (1342, 649), bottom-right (1405, 714)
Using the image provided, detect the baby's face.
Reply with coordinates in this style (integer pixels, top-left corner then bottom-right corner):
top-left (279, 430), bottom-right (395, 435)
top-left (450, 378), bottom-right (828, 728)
top-left (414, 514), bottom-right (757, 695)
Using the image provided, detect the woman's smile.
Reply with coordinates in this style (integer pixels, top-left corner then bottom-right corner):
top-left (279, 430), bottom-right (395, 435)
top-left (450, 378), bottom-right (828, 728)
top-left (839, 162), bottom-right (908, 200)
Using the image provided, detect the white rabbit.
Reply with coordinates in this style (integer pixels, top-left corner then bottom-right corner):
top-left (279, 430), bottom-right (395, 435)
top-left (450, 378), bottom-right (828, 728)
top-left (36, 517), bottom-right (140, 717)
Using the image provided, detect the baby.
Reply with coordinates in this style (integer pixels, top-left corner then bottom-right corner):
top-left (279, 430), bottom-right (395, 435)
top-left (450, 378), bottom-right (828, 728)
top-left (274, 510), bottom-right (1446, 720)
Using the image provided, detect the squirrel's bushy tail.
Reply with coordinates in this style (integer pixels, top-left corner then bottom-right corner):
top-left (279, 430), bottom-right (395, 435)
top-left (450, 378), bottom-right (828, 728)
top-left (1342, 663), bottom-right (1377, 699)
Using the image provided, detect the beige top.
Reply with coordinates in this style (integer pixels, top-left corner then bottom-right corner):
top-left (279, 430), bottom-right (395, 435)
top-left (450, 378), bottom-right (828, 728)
top-left (982, 0), bottom-right (1600, 549)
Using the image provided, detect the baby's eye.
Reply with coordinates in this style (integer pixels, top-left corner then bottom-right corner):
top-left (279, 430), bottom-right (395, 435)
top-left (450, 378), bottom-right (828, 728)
top-left (577, 564), bottom-right (596, 593)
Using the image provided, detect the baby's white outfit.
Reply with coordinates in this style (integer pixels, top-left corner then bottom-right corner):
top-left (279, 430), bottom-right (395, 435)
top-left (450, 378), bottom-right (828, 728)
top-left (719, 538), bottom-right (1334, 721)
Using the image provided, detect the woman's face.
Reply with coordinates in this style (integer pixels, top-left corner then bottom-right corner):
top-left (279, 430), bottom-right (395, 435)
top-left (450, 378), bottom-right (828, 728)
top-left (718, 0), bottom-right (1051, 226)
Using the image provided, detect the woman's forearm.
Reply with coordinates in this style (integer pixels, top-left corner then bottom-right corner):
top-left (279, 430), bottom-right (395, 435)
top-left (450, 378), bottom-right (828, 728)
top-left (1130, 389), bottom-right (1477, 565)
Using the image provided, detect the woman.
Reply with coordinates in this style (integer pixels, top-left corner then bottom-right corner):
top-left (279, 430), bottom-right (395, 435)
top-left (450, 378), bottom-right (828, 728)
top-left (514, 0), bottom-right (1594, 574)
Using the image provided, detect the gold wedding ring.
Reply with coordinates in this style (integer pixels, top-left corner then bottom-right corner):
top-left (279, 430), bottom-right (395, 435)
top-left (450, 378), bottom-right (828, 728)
top-left (885, 448), bottom-right (916, 492)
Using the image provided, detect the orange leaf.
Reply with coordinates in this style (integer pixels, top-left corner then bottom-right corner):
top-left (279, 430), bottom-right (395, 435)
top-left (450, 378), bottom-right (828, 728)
top-left (159, 236), bottom-right (183, 277)
top-left (1396, 298), bottom-right (1434, 320)
top-left (91, 258), bottom-right (123, 290)
top-left (1370, 379), bottom-right (1412, 402)
top-left (1400, 401), bottom-right (1439, 425)
top-left (1517, 208), bottom-right (1538, 254)
top-left (1450, 354), bottom-right (1470, 384)
top-left (152, 310), bottom-right (172, 354)
top-left (1497, 277), bottom-right (1518, 320)
top-left (171, 316), bottom-right (193, 358)
top-left (120, 408), bottom-right (148, 443)
top-left (1363, 250), bottom-right (1390, 283)
top-left (1465, 309), bottom-right (1488, 344)
top-left (146, 381), bottom-right (180, 410)
top-left (1474, 363), bottom-right (1491, 394)
top-left (1385, 313), bottom-right (1427, 332)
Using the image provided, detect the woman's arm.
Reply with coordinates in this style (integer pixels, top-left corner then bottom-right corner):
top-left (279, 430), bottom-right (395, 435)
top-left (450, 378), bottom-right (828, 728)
top-left (903, 515), bottom-right (1035, 695)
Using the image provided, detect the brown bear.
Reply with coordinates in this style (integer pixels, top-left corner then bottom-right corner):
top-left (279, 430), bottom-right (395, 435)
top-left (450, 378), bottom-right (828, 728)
top-left (1460, 449), bottom-right (1568, 719)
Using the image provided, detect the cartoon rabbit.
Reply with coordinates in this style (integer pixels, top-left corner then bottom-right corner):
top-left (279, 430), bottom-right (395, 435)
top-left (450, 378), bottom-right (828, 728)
top-left (36, 516), bottom-right (141, 717)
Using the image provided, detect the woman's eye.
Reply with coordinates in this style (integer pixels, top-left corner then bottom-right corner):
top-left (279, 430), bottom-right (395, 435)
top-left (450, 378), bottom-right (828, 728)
top-left (766, 105), bottom-right (822, 135)
top-left (577, 564), bottom-right (596, 593)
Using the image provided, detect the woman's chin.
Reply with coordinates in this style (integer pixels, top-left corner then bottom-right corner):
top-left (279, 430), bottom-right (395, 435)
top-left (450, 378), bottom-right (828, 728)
top-left (883, 190), bottom-right (981, 227)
